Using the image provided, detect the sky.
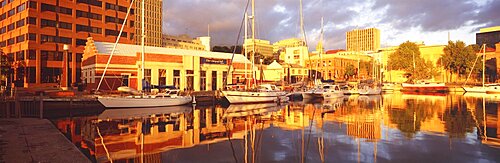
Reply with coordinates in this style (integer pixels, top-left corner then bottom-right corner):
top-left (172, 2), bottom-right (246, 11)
top-left (162, 0), bottom-right (500, 50)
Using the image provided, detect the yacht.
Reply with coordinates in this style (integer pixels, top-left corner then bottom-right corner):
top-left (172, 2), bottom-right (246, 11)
top-left (302, 84), bottom-right (344, 99)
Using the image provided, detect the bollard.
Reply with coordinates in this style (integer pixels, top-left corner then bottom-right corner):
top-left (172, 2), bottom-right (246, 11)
top-left (39, 94), bottom-right (43, 119)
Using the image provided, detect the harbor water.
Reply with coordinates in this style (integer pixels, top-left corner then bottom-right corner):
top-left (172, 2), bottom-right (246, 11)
top-left (50, 92), bottom-right (500, 162)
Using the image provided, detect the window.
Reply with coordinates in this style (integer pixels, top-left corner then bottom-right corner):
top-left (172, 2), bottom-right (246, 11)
top-left (16, 19), bottom-right (25, 28)
top-left (0, 1), bottom-right (6, 8)
top-left (58, 6), bottom-right (72, 15)
top-left (59, 22), bottom-right (72, 30)
top-left (28, 50), bottom-right (36, 60)
top-left (59, 37), bottom-right (71, 44)
top-left (7, 8), bottom-right (15, 17)
top-left (76, 0), bottom-right (102, 7)
top-left (16, 51), bottom-right (24, 60)
top-left (27, 67), bottom-right (36, 83)
top-left (41, 67), bottom-right (62, 83)
top-left (27, 17), bottom-right (36, 25)
top-left (7, 23), bottom-right (15, 31)
top-left (41, 50), bottom-right (63, 61)
top-left (76, 53), bottom-right (83, 62)
top-left (40, 3), bottom-right (55, 12)
top-left (28, 33), bottom-right (36, 41)
top-left (0, 13), bottom-right (6, 21)
top-left (16, 35), bottom-right (25, 43)
top-left (105, 29), bottom-right (126, 37)
top-left (0, 41), bottom-right (5, 47)
top-left (158, 69), bottom-right (166, 86)
top-left (28, 1), bottom-right (36, 9)
top-left (144, 69), bottom-right (151, 83)
top-left (76, 39), bottom-right (86, 46)
top-left (121, 75), bottom-right (129, 86)
top-left (173, 70), bottom-right (180, 89)
top-left (0, 27), bottom-right (6, 34)
top-left (105, 16), bottom-right (124, 24)
top-left (41, 19), bottom-right (56, 28)
top-left (200, 71), bottom-right (206, 91)
top-left (7, 38), bottom-right (14, 45)
top-left (105, 3), bottom-right (128, 13)
top-left (40, 34), bottom-right (56, 43)
top-left (16, 3), bottom-right (26, 12)
top-left (76, 24), bottom-right (101, 34)
top-left (76, 10), bottom-right (101, 20)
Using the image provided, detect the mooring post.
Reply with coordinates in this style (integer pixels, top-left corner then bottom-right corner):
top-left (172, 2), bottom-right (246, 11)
top-left (39, 93), bottom-right (43, 119)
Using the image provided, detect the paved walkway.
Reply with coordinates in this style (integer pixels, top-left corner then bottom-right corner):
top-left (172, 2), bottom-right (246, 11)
top-left (0, 118), bottom-right (90, 163)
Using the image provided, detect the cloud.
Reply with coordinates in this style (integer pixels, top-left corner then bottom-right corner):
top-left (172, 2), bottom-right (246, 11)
top-left (162, 0), bottom-right (499, 50)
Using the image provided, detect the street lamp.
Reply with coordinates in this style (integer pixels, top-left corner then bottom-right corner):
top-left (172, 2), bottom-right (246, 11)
top-left (63, 44), bottom-right (70, 89)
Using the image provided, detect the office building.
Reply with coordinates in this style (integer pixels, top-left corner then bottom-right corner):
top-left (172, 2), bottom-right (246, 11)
top-left (243, 38), bottom-right (273, 57)
top-left (0, 0), bottom-right (135, 88)
top-left (346, 28), bottom-right (380, 52)
top-left (134, 0), bottom-right (162, 47)
top-left (476, 26), bottom-right (500, 49)
top-left (162, 34), bottom-right (207, 51)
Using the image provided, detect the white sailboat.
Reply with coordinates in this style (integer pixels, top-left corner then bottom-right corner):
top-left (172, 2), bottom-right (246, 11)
top-left (359, 85), bottom-right (382, 95)
top-left (302, 84), bottom-right (344, 99)
top-left (222, 0), bottom-right (287, 104)
top-left (96, 0), bottom-right (191, 108)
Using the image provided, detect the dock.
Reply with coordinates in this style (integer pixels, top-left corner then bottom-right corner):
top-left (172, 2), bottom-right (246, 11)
top-left (0, 118), bottom-right (90, 163)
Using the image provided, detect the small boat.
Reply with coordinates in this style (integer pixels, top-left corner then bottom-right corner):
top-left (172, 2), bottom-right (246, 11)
top-left (98, 88), bottom-right (192, 108)
top-left (302, 84), bottom-right (344, 99)
top-left (463, 84), bottom-right (500, 93)
top-left (382, 83), bottom-right (395, 92)
top-left (359, 86), bottom-right (382, 95)
top-left (222, 84), bottom-right (288, 104)
top-left (401, 82), bottom-right (448, 93)
top-left (485, 86), bottom-right (500, 94)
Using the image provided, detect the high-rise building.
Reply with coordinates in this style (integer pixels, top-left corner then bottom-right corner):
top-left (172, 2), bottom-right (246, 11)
top-left (476, 26), bottom-right (500, 49)
top-left (243, 39), bottom-right (273, 57)
top-left (346, 28), bottom-right (380, 52)
top-left (0, 0), bottom-right (135, 88)
top-left (272, 38), bottom-right (305, 53)
top-left (134, 0), bottom-right (162, 47)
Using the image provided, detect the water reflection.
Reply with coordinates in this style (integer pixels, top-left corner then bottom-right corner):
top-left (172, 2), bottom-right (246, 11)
top-left (52, 93), bottom-right (500, 162)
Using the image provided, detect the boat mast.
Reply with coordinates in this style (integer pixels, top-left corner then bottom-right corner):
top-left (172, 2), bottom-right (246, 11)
top-left (244, 12), bottom-right (248, 89)
top-left (141, 0), bottom-right (145, 91)
top-left (251, 0), bottom-right (256, 87)
top-left (482, 44), bottom-right (485, 87)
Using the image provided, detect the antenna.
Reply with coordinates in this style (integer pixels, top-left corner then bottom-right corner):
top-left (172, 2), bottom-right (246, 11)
top-left (208, 24), bottom-right (210, 37)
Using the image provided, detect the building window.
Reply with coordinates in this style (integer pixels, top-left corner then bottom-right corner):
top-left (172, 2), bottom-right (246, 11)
top-left (16, 19), bottom-right (25, 28)
top-left (144, 69), bottom-right (151, 83)
top-left (7, 23), bottom-right (15, 31)
top-left (41, 19), bottom-right (56, 28)
top-left (0, 27), bottom-right (6, 34)
top-left (59, 22), bottom-right (72, 30)
top-left (58, 6), bottom-right (72, 15)
top-left (76, 24), bottom-right (102, 34)
top-left (28, 50), bottom-right (36, 60)
top-left (59, 37), bottom-right (71, 44)
top-left (105, 3), bottom-right (128, 13)
top-left (76, 0), bottom-right (102, 7)
top-left (15, 51), bottom-right (24, 60)
top-left (105, 16), bottom-right (124, 24)
top-left (76, 39), bottom-right (86, 46)
top-left (27, 33), bottom-right (36, 41)
top-left (0, 13), bottom-right (6, 21)
top-left (173, 70), bottom-right (180, 89)
top-left (41, 67), bottom-right (62, 83)
top-left (28, 1), bottom-right (36, 9)
top-left (7, 38), bottom-right (14, 45)
top-left (27, 67), bottom-right (36, 83)
top-left (16, 35), bottom-right (25, 43)
top-left (76, 53), bottom-right (83, 62)
top-left (121, 75), bottom-right (129, 86)
top-left (0, 41), bottom-right (5, 47)
top-left (41, 50), bottom-right (63, 61)
top-left (76, 10), bottom-right (102, 20)
top-left (158, 69), bottom-right (166, 86)
top-left (40, 35), bottom-right (55, 43)
top-left (27, 17), bottom-right (36, 25)
top-left (16, 3), bottom-right (26, 13)
top-left (186, 70), bottom-right (194, 90)
top-left (200, 71), bottom-right (206, 91)
top-left (40, 3), bottom-right (55, 12)
top-left (211, 71), bottom-right (217, 91)
top-left (7, 8), bottom-right (15, 17)
top-left (105, 29), bottom-right (126, 37)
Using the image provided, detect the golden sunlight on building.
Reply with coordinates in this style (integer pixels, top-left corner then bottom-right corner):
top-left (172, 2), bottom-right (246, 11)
top-left (243, 39), bottom-right (273, 57)
top-left (272, 38), bottom-right (306, 53)
top-left (162, 34), bottom-right (208, 51)
top-left (307, 51), bottom-right (372, 80)
top-left (346, 28), bottom-right (380, 52)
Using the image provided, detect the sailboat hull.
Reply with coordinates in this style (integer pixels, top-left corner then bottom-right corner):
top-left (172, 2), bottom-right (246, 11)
top-left (359, 87), bottom-right (382, 95)
top-left (463, 86), bottom-right (488, 93)
top-left (98, 96), bottom-right (192, 108)
top-left (222, 91), bottom-right (285, 104)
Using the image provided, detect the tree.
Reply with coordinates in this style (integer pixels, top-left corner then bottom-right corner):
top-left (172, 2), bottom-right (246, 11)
top-left (388, 41), bottom-right (435, 81)
top-left (1, 52), bottom-right (11, 94)
top-left (441, 41), bottom-right (477, 81)
top-left (344, 64), bottom-right (356, 80)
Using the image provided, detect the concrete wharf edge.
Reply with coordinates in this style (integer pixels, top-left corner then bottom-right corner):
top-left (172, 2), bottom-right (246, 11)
top-left (0, 118), bottom-right (90, 163)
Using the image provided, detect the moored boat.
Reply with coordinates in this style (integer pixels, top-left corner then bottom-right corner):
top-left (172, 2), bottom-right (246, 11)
top-left (401, 82), bottom-right (448, 93)
top-left (359, 86), bottom-right (382, 95)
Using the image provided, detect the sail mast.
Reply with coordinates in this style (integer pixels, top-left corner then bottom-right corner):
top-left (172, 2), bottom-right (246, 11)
top-left (251, 0), bottom-right (256, 87)
top-left (140, 0), bottom-right (145, 91)
top-left (482, 44), bottom-right (486, 87)
top-left (245, 12), bottom-right (248, 88)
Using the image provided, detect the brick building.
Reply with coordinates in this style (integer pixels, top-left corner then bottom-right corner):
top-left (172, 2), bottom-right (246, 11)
top-left (0, 0), bottom-right (135, 89)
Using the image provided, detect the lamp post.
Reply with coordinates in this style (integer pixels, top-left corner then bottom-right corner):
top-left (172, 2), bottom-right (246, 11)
top-left (63, 44), bottom-right (70, 89)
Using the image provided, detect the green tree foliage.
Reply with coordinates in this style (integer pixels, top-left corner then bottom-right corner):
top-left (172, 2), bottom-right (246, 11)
top-left (441, 41), bottom-right (477, 80)
top-left (388, 41), bottom-right (435, 81)
top-left (344, 64), bottom-right (356, 80)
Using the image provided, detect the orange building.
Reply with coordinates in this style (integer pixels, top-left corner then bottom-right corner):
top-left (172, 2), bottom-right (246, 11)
top-left (0, 0), bottom-right (135, 89)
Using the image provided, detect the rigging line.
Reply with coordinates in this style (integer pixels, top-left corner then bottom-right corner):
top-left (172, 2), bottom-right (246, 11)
top-left (96, 126), bottom-right (113, 163)
top-left (96, 0), bottom-right (135, 92)
top-left (222, 106), bottom-right (240, 163)
top-left (223, 0), bottom-right (251, 88)
top-left (304, 106), bottom-right (317, 162)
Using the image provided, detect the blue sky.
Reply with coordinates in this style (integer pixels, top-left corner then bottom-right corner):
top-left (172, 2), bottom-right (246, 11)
top-left (162, 0), bottom-right (499, 50)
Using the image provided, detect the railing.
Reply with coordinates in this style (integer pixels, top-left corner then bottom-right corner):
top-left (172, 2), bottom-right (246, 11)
top-left (1, 94), bottom-right (45, 118)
